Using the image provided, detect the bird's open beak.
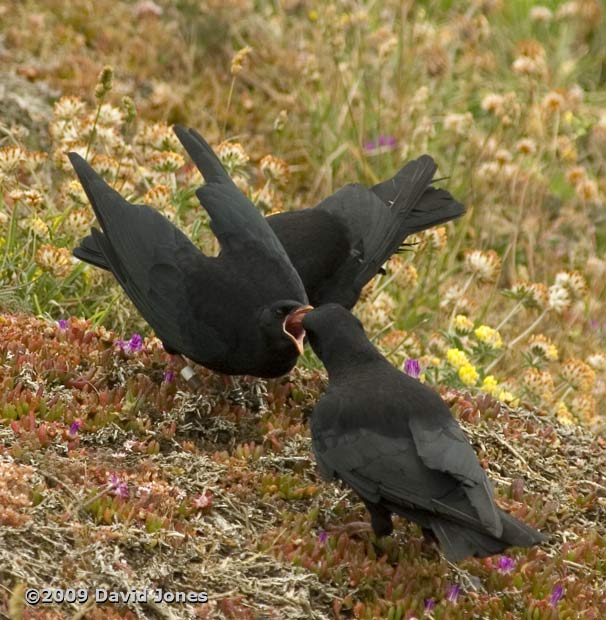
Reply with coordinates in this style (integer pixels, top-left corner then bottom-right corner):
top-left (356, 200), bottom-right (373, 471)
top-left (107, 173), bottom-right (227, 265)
top-left (283, 305), bottom-right (313, 355)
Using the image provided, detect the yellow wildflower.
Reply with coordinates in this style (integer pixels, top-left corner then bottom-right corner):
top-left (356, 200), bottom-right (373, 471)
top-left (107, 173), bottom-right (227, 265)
top-left (527, 334), bottom-right (559, 361)
top-left (458, 363), bottom-right (479, 386)
top-left (481, 375), bottom-right (499, 395)
top-left (497, 390), bottom-right (517, 405)
top-left (474, 325), bottom-right (503, 349)
top-left (556, 401), bottom-right (574, 425)
top-left (446, 348), bottom-right (470, 369)
top-left (453, 314), bottom-right (474, 335)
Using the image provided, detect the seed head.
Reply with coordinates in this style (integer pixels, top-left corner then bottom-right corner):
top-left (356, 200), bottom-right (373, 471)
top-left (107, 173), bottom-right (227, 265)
top-left (548, 284), bottom-right (571, 313)
top-left (96, 103), bottom-right (124, 128)
top-left (570, 394), bottom-right (596, 424)
top-left (586, 353), bottom-right (606, 371)
top-left (443, 112), bottom-right (473, 136)
top-left (388, 257), bottom-right (418, 289)
top-left (9, 189), bottom-right (44, 209)
top-left (527, 334), bottom-right (559, 361)
top-left (542, 91), bottom-right (566, 114)
top-left (216, 141), bottom-right (249, 174)
top-left (453, 314), bottom-right (474, 335)
top-left (22, 217), bottom-right (49, 238)
top-left (53, 96), bottom-right (87, 121)
top-left (516, 138), bottom-right (536, 155)
top-left (148, 151), bottom-right (185, 173)
top-left (35, 245), bottom-right (73, 277)
top-left (143, 184), bottom-right (172, 210)
top-left (562, 358), bottom-right (596, 391)
top-left (575, 178), bottom-right (599, 203)
top-left (554, 271), bottom-right (587, 299)
top-left (95, 65), bottom-right (114, 99)
top-left (424, 226), bottom-right (448, 251)
top-left (0, 146), bottom-right (23, 173)
top-left (523, 367), bottom-right (555, 403)
top-left (464, 249), bottom-right (501, 283)
top-left (121, 96), bottom-right (137, 124)
top-left (565, 166), bottom-right (586, 187)
top-left (481, 93), bottom-right (504, 115)
top-left (64, 208), bottom-right (92, 237)
top-left (529, 6), bottom-right (553, 21)
top-left (260, 155), bottom-right (289, 186)
top-left (230, 46), bottom-right (253, 76)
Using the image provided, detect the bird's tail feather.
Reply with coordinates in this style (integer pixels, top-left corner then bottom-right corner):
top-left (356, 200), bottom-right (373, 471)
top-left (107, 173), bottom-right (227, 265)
top-left (73, 234), bottom-right (109, 270)
top-left (396, 187), bottom-right (466, 240)
top-left (430, 509), bottom-right (546, 562)
top-left (371, 157), bottom-right (465, 242)
top-left (173, 125), bottom-right (231, 185)
top-left (347, 157), bottom-right (458, 289)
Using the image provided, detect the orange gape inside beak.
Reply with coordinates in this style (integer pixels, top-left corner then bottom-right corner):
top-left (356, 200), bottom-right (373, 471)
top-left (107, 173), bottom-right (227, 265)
top-left (283, 305), bottom-right (313, 355)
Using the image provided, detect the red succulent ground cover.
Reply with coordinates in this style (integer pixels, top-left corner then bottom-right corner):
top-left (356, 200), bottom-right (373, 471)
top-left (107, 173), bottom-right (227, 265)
top-left (1, 313), bottom-right (605, 620)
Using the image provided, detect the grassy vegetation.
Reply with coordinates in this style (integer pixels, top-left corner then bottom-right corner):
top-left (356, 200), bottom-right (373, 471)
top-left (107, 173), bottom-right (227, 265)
top-left (1, 0), bottom-right (605, 618)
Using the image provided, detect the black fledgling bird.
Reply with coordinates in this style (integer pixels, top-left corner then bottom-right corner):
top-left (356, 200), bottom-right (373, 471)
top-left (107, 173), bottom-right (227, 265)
top-left (174, 125), bottom-right (465, 309)
top-left (70, 153), bottom-right (312, 378)
top-left (303, 304), bottom-right (546, 562)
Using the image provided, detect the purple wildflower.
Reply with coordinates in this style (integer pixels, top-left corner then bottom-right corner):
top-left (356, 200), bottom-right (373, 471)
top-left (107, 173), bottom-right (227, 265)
top-left (364, 135), bottom-right (397, 152)
top-left (424, 598), bottom-right (435, 611)
top-left (497, 555), bottom-right (516, 574)
top-left (550, 584), bottom-right (564, 606)
top-left (115, 333), bottom-right (144, 354)
top-left (378, 135), bottom-right (397, 147)
top-left (163, 370), bottom-right (175, 383)
top-left (128, 333), bottom-right (143, 351)
top-left (446, 584), bottom-right (461, 603)
top-left (69, 420), bottom-right (82, 436)
top-left (58, 319), bottom-right (68, 329)
top-left (109, 473), bottom-right (129, 499)
top-left (404, 358), bottom-right (421, 379)
top-left (318, 530), bottom-right (328, 544)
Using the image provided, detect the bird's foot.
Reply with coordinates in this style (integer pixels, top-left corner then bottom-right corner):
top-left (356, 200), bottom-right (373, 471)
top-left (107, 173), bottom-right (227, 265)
top-left (446, 561), bottom-right (485, 593)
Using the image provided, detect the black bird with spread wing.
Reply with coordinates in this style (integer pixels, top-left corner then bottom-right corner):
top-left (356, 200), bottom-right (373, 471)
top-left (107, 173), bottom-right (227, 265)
top-left (174, 125), bottom-right (465, 309)
top-left (303, 304), bottom-right (546, 561)
top-left (70, 153), bottom-right (312, 378)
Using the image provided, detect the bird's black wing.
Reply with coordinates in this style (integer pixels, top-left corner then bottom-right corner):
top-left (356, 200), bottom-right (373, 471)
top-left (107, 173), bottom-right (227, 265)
top-left (308, 157), bottom-right (441, 306)
top-left (266, 208), bottom-right (351, 303)
top-left (69, 153), bottom-right (227, 362)
top-left (408, 410), bottom-right (502, 537)
top-left (311, 394), bottom-right (457, 515)
top-left (174, 126), bottom-right (306, 300)
top-left (311, 387), bottom-right (501, 537)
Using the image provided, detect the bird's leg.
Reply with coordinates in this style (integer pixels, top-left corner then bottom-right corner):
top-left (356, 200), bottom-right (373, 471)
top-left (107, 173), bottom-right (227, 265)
top-left (178, 355), bottom-right (204, 391)
top-left (324, 521), bottom-right (374, 538)
top-left (420, 527), bottom-right (441, 557)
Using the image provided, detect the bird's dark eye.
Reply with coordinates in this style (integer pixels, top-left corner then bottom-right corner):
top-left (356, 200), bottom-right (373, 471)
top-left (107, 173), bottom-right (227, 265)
top-left (274, 308), bottom-right (284, 318)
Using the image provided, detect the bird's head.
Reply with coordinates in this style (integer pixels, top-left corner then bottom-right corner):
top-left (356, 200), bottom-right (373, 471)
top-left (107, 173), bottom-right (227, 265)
top-left (260, 301), bottom-right (313, 355)
top-left (303, 303), bottom-right (381, 369)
